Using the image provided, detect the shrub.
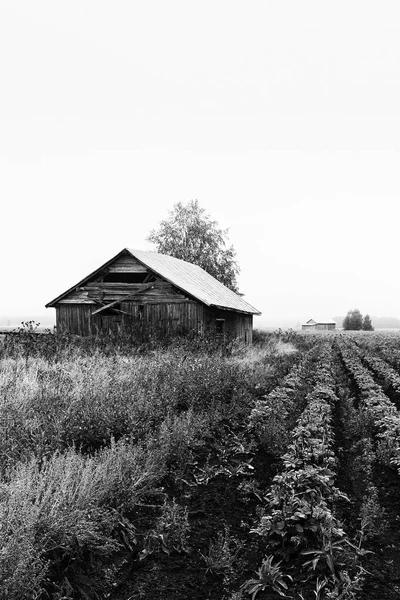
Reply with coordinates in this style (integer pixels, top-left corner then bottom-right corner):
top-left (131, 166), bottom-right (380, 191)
top-left (0, 440), bottom-right (163, 598)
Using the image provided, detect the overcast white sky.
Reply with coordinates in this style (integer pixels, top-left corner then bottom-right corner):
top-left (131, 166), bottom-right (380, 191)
top-left (1, 1), bottom-right (400, 326)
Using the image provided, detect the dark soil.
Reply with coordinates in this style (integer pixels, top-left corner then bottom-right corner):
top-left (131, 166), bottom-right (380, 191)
top-left (111, 448), bottom-right (278, 600)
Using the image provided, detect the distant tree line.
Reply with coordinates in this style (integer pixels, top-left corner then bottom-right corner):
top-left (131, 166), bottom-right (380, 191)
top-left (342, 309), bottom-right (373, 331)
top-left (334, 314), bottom-right (400, 330)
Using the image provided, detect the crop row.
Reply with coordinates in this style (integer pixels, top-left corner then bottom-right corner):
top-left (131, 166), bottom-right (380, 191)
top-left (337, 340), bottom-right (400, 474)
top-left (362, 353), bottom-right (400, 398)
top-left (346, 332), bottom-right (400, 399)
top-left (351, 332), bottom-right (400, 372)
top-left (243, 343), bottom-right (357, 598)
top-left (249, 342), bottom-right (322, 455)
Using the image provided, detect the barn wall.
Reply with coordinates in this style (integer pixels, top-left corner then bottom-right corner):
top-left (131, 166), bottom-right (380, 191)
top-left (56, 305), bottom-right (93, 335)
top-left (205, 307), bottom-right (253, 344)
top-left (55, 302), bottom-right (254, 342)
top-left (132, 301), bottom-right (205, 336)
top-left (316, 324), bottom-right (335, 330)
top-left (90, 300), bottom-right (205, 337)
top-left (302, 323), bottom-right (336, 331)
top-left (56, 301), bottom-right (206, 337)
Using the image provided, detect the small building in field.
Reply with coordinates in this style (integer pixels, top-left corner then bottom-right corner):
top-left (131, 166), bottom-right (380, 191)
top-left (45, 248), bottom-right (261, 343)
top-left (302, 319), bottom-right (336, 331)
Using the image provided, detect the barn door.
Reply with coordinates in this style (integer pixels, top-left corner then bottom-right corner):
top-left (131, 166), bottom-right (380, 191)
top-left (92, 310), bottom-right (123, 335)
top-left (99, 314), bottom-right (122, 335)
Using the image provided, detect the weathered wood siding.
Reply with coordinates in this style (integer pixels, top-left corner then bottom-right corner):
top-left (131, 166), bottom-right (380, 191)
top-left (106, 254), bottom-right (147, 273)
top-left (56, 301), bottom-right (205, 336)
top-left (205, 307), bottom-right (253, 344)
top-left (302, 323), bottom-right (336, 331)
top-left (124, 301), bottom-right (205, 336)
top-left (56, 302), bottom-right (253, 342)
top-left (56, 305), bottom-right (93, 335)
top-left (57, 282), bottom-right (186, 304)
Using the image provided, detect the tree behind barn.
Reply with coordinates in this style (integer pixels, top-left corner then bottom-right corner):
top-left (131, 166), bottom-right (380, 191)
top-left (147, 200), bottom-right (240, 292)
top-left (343, 309), bottom-right (363, 330)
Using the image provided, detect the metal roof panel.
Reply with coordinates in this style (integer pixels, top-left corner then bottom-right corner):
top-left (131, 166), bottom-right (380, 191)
top-left (128, 249), bottom-right (261, 315)
top-left (304, 318), bottom-right (336, 325)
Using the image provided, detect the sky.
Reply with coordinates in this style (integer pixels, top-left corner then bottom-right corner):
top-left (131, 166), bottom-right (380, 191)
top-left (1, 0), bottom-right (400, 327)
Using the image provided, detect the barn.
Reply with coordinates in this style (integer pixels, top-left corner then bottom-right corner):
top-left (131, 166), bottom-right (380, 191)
top-left (45, 248), bottom-right (261, 343)
top-left (302, 319), bottom-right (336, 331)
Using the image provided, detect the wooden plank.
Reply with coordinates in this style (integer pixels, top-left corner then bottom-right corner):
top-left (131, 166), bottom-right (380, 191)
top-left (58, 298), bottom-right (96, 304)
top-left (91, 300), bottom-right (132, 318)
top-left (86, 293), bottom-right (187, 303)
top-left (56, 288), bottom-right (91, 303)
top-left (91, 284), bottom-right (155, 316)
top-left (107, 255), bottom-right (148, 273)
top-left (143, 272), bottom-right (157, 283)
top-left (85, 282), bottom-right (142, 289)
top-left (84, 282), bottom-right (174, 290)
top-left (104, 296), bottom-right (190, 304)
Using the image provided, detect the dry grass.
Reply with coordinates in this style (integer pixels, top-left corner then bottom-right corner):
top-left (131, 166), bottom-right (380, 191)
top-left (0, 440), bottom-right (163, 598)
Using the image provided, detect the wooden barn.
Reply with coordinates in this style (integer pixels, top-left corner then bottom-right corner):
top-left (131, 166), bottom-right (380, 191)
top-left (46, 248), bottom-right (261, 343)
top-left (302, 319), bottom-right (336, 331)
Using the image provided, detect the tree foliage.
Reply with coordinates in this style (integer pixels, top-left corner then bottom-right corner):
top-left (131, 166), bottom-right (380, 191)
top-left (362, 314), bottom-right (374, 331)
top-left (343, 309), bottom-right (363, 331)
top-left (342, 309), bottom-right (374, 331)
top-left (147, 200), bottom-right (240, 292)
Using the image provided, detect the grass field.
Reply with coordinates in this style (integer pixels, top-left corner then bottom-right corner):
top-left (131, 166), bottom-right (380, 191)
top-left (1, 329), bottom-right (400, 599)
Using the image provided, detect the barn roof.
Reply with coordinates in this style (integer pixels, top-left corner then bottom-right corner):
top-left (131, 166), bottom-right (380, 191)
top-left (304, 318), bottom-right (336, 325)
top-left (129, 250), bottom-right (260, 314)
top-left (46, 248), bottom-right (261, 315)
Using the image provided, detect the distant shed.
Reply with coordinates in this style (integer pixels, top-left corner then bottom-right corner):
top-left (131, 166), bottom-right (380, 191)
top-left (302, 319), bottom-right (336, 331)
top-left (45, 248), bottom-right (261, 343)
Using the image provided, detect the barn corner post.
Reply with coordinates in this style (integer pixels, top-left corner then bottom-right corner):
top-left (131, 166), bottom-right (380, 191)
top-left (46, 248), bottom-right (261, 344)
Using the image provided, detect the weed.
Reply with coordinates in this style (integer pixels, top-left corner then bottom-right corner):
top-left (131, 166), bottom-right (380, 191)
top-left (301, 524), bottom-right (350, 581)
top-left (242, 555), bottom-right (293, 598)
top-left (201, 525), bottom-right (243, 576)
top-left (324, 569), bottom-right (365, 599)
top-left (141, 499), bottom-right (190, 557)
top-left (358, 485), bottom-right (387, 541)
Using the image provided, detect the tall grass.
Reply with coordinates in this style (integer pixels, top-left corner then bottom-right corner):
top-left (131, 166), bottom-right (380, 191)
top-left (0, 345), bottom-right (282, 463)
top-left (0, 440), bottom-right (162, 599)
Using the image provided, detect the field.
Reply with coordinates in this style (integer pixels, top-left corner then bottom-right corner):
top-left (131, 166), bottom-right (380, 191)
top-left (1, 330), bottom-right (400, 599)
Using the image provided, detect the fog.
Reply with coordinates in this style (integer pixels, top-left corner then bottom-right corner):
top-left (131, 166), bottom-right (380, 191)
top-left (1, 1), bottom-right (400, 328)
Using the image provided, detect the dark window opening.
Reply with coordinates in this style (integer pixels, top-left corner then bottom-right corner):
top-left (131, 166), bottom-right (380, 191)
top-left (103, 272), bottom-right (148, 283)
top-left (138, 304), bottom-right (144, 320)
top-left (216, 319), bottom-right (225, 334)
top-left (245, 330), bottom-right (249, 344)
top-left (96, 303), bottom-right (122, 317)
